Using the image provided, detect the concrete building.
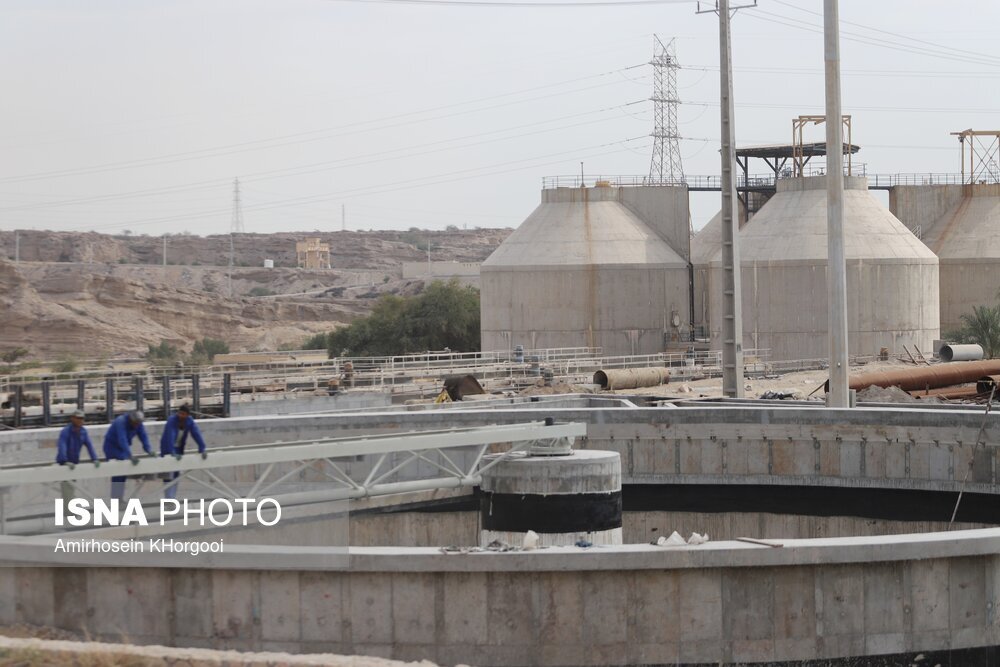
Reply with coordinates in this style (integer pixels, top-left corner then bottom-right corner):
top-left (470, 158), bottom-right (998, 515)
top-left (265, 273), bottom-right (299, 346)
top-left (892, 183), bottom-right (1000, 333)
top-left (709, 176), bottom-right (940, 361)
top-left (480, 184), bottom-right (691, 356)
top-left (401, 261), bottom-right (480, 287)
top-left (296, 237), bottom-right (331, 269)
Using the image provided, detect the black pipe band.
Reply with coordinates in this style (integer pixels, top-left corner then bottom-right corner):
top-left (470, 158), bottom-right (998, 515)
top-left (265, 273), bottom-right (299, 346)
top-left (480, 491), bottom-right (622, 533)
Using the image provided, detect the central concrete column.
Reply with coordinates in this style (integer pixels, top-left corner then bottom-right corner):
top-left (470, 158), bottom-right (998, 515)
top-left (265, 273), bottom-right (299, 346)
top-left (479, 449), bottom-right (622, 547)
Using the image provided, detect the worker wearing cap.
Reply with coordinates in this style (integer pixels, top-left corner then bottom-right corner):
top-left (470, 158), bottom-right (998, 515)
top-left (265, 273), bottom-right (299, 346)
top-left (103, 410), bottom-right (154, 500)
top-left (56, 409), bottom-right (99, 503)
top-left (159, 404), bottom-right (207, 499)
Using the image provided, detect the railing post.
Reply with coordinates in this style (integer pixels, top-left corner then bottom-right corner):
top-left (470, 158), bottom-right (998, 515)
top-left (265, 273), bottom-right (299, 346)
top-left (105, 378), bottom-right (115, 423)
top-left (76, 380), bottom-right (85, 412)
top-left (222, 373), bottom-right (231, 418)
top-left (133, 375), bottom-right (144, 414)
top-left (191, 374), bottom-right (200, 414)
top-left (162, 376), bottom-right (171, 419)
top-left (41, 380), bottom-right (51, 426)
top-left (12, 386), bottom-right (22, 428)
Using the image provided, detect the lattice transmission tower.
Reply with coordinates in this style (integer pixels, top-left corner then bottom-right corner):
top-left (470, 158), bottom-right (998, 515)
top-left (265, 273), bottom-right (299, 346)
top-left (648, 36), bottom-right (684, 184)
top-left (230, 177), bottom-right (245, 234)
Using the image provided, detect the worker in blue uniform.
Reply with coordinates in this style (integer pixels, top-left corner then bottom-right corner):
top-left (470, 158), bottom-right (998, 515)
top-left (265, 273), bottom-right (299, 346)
top-left (56, 409), bottom-right (99, 502)
top-left (102, 410), bottom-right (153, 500)
top-left (159, 404), bottom-right (208, 499)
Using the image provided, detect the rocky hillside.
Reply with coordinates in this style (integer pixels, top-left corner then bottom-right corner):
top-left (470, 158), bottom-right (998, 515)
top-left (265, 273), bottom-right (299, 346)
top-left (0, 228), bottom-right (510, 269)
top-left (0, 227), bottom-right (510, 360)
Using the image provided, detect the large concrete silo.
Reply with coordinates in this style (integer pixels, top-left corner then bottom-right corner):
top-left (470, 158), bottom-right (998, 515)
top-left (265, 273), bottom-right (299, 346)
top-left (708, 176), bottom-right (940, 361)
top-left (690, 212), bottom-right (721, 337)
top-left (480, 185), bottom-right (691, 356)
top-left (894, 183), bottom-right (1000, 333)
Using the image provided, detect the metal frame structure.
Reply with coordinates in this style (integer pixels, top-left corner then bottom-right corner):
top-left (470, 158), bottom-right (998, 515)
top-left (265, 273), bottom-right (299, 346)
top-left (792, 115), bottom-right (853, 177)
top-left (952, 129), bottom-right (1000, 185)
top-left (0, 421), bottom-right (586, 533)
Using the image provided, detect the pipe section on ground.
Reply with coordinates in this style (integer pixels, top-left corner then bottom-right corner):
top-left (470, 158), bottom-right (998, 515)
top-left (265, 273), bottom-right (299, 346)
top-left (941, 344), bottom-right (985, 362)
top-left (837, 360), bottom-right (1000, 392)
top-left (593, 368), bottom-right (669, 390)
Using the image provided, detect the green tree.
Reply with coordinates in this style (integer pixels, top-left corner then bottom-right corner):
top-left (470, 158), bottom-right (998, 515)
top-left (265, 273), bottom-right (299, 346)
top-left (327, 280), bottom-right (480, 357)
top-left (302, 332), bottom-right (329, 350)
top-left (147, 341), bottom-right (181, 364)
top-left (191, 338), bottom-right (230, 365)
top-left (956, 305), bottom-right (1000, 358)
top-left (1, 348), bottom-right (28, 364)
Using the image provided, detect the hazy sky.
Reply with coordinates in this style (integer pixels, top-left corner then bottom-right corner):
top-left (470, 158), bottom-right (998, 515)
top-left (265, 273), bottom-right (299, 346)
top-left (2, 0), bottom-right (999, 237)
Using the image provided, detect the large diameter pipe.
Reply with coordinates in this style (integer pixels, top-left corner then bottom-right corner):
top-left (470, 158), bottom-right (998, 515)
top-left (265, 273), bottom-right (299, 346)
top-left (941, 344), bottom-right (984, 362)
top-left (977, 375), bottom-right (1000, 395)
top-left (594, 368), bottom-right (670, 390)
top-left (836, 360), bottom-right (1000, 392)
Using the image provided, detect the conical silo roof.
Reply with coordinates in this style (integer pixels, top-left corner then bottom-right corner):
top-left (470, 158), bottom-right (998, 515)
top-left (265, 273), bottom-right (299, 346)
top-left (691, 212), bottom-right (721, 266)
top-left (483, 187), bottom-right (687, 269)
top-left (923, 184), bottom-right (1000, 259)
top-left (709, 176), bottom-right (935, 264)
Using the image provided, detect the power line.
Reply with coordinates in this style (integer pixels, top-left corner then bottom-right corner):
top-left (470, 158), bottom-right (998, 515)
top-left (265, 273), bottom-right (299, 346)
top-left (0, 64), bottom-right (646, 185)
top-left (771, 0), bottom-right (1000, 66)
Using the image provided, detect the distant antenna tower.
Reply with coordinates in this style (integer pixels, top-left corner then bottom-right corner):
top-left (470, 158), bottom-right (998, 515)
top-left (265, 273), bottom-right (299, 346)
top-left (648, 36), bottom-right (684, 184)
top-left (231, 177), bottom-right (245, 234)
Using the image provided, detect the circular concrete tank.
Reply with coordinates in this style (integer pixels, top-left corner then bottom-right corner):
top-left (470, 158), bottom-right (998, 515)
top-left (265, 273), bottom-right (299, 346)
top-left (479, 449), bottom-right (622, 547)
top-left (708, 176), bottom-right (940, 361)
top-left (480, 185), bottom-right (691, 356)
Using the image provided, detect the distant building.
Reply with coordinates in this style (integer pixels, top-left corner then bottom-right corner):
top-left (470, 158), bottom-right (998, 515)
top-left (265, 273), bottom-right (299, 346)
top-left (296, 238), bottom-right (331, 269)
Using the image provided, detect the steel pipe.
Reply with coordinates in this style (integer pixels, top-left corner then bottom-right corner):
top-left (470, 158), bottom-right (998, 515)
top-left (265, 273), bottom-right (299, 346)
top-left (594, 368), bottom-right (670, 390)
top-left (837, 360), bottom-right (1000, 392)
top-left (941, 344), bottom-right (985, 362)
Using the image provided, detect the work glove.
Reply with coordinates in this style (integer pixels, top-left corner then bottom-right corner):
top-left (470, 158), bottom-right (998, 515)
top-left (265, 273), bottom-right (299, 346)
top-left (146, 450), bottom-right (157, 459)
top-left (92, 460), bottom-right (100, 468)
top-left (130, 456), bottom-right (139, 465)
top-left (66, 462), bottom-right (75, 470)
top-left (201, 452), bottom-right (208, 460)
top-left (174, 454), bottom-right (183, 461)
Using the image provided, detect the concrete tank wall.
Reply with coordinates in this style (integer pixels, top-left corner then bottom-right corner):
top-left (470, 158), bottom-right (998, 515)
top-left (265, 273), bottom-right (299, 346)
top-left (481, 185), bottom-right (691, 356)
top-left (709, 177), bottom-right (940, 361)
top-left (6, 532), bottom-right (1000, 664)
top-left (889, 184), bottom-right (965, 238)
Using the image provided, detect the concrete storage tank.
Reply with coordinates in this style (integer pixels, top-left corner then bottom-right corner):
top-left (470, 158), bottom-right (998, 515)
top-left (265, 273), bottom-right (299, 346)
top-left (690, 212), bottom-right (721, 337)
top-left (708, 176), bottom-right (940, 361)
top-left (480, 184), bottom-right (691, 356)
top-left (896, 183), bottom-right (1000, 333)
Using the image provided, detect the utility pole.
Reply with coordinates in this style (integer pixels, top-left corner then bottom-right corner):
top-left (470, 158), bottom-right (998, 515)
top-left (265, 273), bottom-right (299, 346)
top-left (341, 204), bottom-right (346, 232)
top-left (824, 0), bottom-right (850, 408)
top-left (427, 234), bottom-right (431, 276)
top-left (699, 0), bottom-right (755, 398)
top-left (229, 177), bottom-right (244, 299)
top-left (162, 233), bottom-right (167, 269)
top-left (13, 230), bottom-right (19, 263)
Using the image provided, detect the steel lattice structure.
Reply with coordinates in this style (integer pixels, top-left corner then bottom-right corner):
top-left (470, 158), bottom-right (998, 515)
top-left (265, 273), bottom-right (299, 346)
top-left (648, 35), bottom-right (684, 185)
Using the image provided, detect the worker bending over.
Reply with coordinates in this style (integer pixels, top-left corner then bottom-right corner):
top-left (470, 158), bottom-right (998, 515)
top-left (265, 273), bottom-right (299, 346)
top-left (159, 404), bottom-right (207, 499)
top-left (103, 410), bottom-right (153, 500)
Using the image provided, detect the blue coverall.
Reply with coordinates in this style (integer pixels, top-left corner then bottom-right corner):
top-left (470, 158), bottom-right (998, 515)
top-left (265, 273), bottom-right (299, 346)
top-left (102, 414), bottom-right (152, 500)
top-left (159, 413), bottom-right (207, 499)
top-left (56, 423), bottom-right (98, 465)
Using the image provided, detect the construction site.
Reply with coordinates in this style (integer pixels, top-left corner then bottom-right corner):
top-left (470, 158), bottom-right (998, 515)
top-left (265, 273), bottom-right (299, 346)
top-left (7, 1), bottom-right (1000, 666)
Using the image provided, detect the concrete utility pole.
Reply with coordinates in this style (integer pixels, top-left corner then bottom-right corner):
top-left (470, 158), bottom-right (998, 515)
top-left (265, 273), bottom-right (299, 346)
top-left (824, 0), bottom-right (850, 408)
top-left (341, 204), bottom-right (346, 232)
top-left (700, 0), bottom-right (751, 398)
top-left (13, 230), bottom-right (19, 263)
top-left (162, 233), bottom-right (167, 269)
